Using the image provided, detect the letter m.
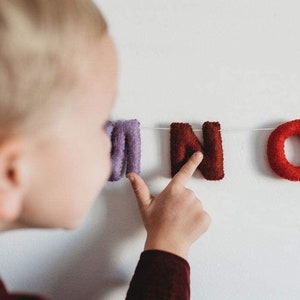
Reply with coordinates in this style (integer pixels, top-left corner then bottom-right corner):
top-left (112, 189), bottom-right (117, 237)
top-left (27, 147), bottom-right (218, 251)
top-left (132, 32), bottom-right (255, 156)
top-left (105, 120), bottom-right (141, 181)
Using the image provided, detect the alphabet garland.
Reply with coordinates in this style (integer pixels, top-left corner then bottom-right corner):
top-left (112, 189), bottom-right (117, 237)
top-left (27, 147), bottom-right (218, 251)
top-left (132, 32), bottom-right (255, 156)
top-left (106, 119), bottom-right (300, 182)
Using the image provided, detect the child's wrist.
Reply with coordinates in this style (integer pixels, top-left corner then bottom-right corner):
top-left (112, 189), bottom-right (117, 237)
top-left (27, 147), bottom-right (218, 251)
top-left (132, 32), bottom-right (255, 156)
top-left (144, 236), bottom-right (189, 260)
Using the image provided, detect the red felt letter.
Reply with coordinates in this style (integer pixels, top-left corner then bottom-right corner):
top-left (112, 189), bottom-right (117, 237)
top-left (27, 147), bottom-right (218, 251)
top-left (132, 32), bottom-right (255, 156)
top-left (170, 122), bottom-right (224, 180)
top-left (267, 119), bottom-right (300, 181)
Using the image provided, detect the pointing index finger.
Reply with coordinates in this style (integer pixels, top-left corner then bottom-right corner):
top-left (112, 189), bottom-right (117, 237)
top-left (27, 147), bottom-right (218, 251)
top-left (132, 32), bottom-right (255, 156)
top-left (172, 152), bottom-right (203, 186)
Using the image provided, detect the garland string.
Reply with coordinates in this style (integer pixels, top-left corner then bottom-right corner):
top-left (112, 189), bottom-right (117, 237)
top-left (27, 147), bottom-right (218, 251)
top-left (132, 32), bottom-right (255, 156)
top-left (141, 126), bottom-right (275, 132)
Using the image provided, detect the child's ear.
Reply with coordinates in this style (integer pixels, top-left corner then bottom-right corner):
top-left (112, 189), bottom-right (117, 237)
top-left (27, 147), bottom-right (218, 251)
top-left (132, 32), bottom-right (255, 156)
top-left (0, 136), bottom-right (30, 223)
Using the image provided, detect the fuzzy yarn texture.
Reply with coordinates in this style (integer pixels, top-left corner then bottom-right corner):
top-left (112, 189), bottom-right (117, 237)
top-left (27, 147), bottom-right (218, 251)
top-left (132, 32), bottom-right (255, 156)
top-left (170, 122), bottom-right (224, 180)
top-left (267, 119), bottom-right (300, 181)
top-left (105, 119), bottom-right (141, 181)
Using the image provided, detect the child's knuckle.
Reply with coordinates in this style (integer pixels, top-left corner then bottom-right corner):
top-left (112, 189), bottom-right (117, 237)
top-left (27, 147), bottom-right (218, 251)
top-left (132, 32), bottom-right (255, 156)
top-left (184, 188), bottom-right (195, 199)
top-left (200, 211), bottom-right (211, 229)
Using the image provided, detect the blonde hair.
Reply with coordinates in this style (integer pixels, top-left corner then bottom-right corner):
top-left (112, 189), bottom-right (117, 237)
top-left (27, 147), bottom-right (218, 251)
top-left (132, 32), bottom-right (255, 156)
top-left (0, 0), bottom-right (108, 139)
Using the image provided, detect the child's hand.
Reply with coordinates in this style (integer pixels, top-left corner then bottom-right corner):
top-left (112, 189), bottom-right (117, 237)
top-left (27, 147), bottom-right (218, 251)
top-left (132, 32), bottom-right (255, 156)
top-left (127, 152), bottom-right (211, 260)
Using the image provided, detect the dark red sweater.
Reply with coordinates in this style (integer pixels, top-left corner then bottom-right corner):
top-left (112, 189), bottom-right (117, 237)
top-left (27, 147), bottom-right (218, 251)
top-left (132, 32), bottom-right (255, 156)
top-left (0, 250), bottom-right (190, 300)
top-left (126, 250), bottom-right (190, 300)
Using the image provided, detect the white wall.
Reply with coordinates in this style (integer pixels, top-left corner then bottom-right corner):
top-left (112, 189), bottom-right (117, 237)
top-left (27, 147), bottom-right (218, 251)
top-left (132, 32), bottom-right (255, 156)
top-left (1, 1), bottom-right (300, 299)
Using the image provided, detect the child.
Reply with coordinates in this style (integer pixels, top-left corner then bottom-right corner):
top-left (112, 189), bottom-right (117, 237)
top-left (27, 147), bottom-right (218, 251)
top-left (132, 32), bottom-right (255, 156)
top-left (0, 1), bottom-right (210, 299)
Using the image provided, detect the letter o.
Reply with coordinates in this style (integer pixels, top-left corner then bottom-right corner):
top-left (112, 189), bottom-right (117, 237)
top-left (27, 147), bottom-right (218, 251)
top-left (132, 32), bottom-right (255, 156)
top-left (267, 119), bottom-right (300, 181)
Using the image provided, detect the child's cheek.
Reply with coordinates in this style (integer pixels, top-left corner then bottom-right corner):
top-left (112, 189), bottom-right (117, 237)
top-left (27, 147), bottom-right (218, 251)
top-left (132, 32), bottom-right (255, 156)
top-left (99, 131), bottom-right (112, 182)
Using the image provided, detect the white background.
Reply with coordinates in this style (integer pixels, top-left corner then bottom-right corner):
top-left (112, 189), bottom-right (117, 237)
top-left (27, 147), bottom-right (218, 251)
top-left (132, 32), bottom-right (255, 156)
top-left (1, 0), bottom-right (300, 299)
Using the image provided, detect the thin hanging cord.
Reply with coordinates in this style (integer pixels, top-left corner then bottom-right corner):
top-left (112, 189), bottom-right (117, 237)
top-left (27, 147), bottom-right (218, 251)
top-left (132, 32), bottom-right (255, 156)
top-left (141, 126), bottom-right (275, 132)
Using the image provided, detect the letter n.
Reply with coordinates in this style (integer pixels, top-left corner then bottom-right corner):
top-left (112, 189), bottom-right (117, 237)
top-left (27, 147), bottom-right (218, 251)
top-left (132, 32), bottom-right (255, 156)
top-left (170, 122), bottom-right (224, 180)
top-left (105, 119), bottom-right (141, 181)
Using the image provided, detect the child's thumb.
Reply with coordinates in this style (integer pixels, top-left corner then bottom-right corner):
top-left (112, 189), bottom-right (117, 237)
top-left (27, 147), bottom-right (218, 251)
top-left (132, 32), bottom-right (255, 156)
top-left (127, 173), bottom-right (152, 209)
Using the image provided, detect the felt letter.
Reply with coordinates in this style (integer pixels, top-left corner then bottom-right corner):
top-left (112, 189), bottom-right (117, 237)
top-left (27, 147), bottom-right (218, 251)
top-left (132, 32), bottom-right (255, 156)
top-left (170, 122), bottom-right (224, 180)
top-left (267, 119), bottom-right (300, 181)
top-left (106, 119), bottom-right (141, 181)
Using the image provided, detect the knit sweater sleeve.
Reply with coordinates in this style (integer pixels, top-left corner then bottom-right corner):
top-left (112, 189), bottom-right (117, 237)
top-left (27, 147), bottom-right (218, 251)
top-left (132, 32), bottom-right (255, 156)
top-left (126, 250), bottom-right (190, 300)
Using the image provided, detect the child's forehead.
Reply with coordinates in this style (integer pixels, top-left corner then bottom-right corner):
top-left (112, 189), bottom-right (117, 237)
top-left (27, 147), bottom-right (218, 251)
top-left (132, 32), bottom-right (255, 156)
top-left (82, 34), bottom-right (118, 92)
top-left (66, 35), bottom-right (117, 113)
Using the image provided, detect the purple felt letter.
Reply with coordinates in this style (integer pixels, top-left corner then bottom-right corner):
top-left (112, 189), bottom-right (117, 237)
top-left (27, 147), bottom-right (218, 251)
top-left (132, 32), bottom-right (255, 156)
top-left (105, 119), bottom-right (141, 181)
